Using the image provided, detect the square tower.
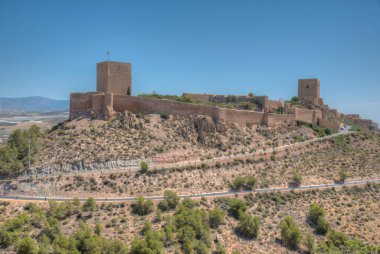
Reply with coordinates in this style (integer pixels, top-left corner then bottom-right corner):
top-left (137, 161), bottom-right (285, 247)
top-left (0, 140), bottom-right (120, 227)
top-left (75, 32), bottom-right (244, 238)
top-left (298, 79), bottom-right (320, 101)
top-left (97, 61), bottom-right (132, 95)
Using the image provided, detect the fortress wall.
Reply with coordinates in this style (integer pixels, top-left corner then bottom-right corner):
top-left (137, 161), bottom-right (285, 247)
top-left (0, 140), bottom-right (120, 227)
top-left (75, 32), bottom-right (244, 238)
top-left (71, 94), bottom-right (321, 127)
top-left (69, 92), bottom-right (100, 119)
top-left (267, 99), bottom-right (282, 110)
top-left (319, 118), bottom-right (342, 131)
top-left (294, 108), bottom-right (320, 124)
top-left (113, 95), bottom-right (220, 120)
top-left (91, 94), bottom-right (105, 115)
top-left (255, 96), bottom-right (282, 110)
top-left (265, 113), bottom-right (295, 126)
top-left (113, 95), bottom-right (294, 127)
top-left (218, 108), bottom-right (266, 126)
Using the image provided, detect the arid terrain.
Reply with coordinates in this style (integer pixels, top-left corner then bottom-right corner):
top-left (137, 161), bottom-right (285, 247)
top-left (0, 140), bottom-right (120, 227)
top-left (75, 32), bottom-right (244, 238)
top-left (0, 112), bottom-right (379, 253)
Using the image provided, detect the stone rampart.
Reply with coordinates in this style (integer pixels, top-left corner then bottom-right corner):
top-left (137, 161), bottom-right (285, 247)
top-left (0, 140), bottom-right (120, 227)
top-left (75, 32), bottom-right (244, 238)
top-left (70, 92), bottom-right (100, 119)
top-left (319, 118), bottom-right (342, 131)
top-left (218, 107), bottom-right (266, 126)
top-left (112, 95), bottom-right (295, 127)
top-left (265, 113), bottom-right (295, 126)
top-left (70, 94), bottom-right (323, 127)
top-left (294, 108), bottom-right (321, 124)
top-left (113, 95), bottom-right (220, 121)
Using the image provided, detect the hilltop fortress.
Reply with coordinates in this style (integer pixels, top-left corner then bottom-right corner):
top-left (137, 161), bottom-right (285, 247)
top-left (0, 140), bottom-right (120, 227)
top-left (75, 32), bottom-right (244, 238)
top-left (70, 61), bottom-right (378, 131)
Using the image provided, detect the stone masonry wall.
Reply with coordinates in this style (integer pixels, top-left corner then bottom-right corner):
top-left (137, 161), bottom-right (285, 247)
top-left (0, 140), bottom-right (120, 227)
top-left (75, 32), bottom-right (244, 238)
top-left (294, 108), bottom-right (321, 124)
top-left (70, 92), bottom-right (101, 119)
top-left (319, 118), bottom-right (343, 131)
top-left (113, 95), bottom-right (293, 127)
top-left (70, 93), bottom-right (321, 127)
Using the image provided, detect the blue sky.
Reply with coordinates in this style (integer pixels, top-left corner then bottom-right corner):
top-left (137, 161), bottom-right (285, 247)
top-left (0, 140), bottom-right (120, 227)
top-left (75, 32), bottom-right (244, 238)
top-left (0, 0), bottom-right (379, 123)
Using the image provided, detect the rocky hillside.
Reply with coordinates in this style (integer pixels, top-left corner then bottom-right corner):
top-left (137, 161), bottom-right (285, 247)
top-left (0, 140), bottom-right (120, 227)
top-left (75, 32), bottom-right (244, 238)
top-left (33, 112), bottom-right (320, 171)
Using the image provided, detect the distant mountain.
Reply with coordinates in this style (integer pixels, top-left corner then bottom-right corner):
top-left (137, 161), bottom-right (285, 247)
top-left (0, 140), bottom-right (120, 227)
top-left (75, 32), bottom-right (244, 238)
top-left (0, 96), bottom-right (69, 112)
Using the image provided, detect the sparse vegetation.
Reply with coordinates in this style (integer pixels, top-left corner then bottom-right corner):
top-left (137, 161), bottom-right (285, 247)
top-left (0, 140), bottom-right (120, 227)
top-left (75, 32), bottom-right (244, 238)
top-left (290, 172), bottom-right (302, 187)
top-left (280, 216), bottom-right (302, 249)
top-left (158, 190), bottom-right (179, 211)
top-left (132, 197), bottom-right (154, 216)
top-left (230, 175), bottom-right (257, 190)
top-left (236, 213), bottom-right (260, 239)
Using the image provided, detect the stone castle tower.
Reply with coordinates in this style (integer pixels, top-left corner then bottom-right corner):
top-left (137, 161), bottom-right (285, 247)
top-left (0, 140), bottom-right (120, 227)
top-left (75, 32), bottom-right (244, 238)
top-left (298, 78), bottom-right (323, 105)
top-left (96, 61), bottom-right (132, 95)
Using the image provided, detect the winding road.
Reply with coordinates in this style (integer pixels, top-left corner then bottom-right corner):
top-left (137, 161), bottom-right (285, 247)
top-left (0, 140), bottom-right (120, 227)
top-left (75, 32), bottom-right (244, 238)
top-left (1, 178), bottom-right (379, 202)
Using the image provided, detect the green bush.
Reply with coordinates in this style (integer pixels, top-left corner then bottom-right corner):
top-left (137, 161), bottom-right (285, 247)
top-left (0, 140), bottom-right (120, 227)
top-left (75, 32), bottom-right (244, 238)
top-left (236, 213), bottom-right (260, 239)
top-left (160, 112), bottom-right (169, 120)
top-left (140, 161), bottom-right (149, 173)
top-left (230, 175), bottom-right (257, 190)
top-left (173, 205), bottom-right (211, 253)
top-left (290, 173), bottom-right (302, 187)
top-left (82, 197), bottom-right (96, 212)
top-left (17, 237), bottom-right (39, 254)
top-left (158, 190), bottom-right (179, 211)
top-left (317, 230), bottom-right (380, 253)
top-left (230, 176), bottom-right (245, 190)
top-left (316, 217), bottom-right (329, 235)
top-left (132, 197), bottom-right (154, 216)
top-left (305, 233), bottom-right (315, 254)
top-left (208, 208), bottom-right (225, 229)
top-left (338, 170), bottom-right (348, 183)
top-left (280, 216), bottom-right (302, 250)
top-left (228, 199), bottom-right (247, 219)
top-left (308, 203), bottom-right (324, 225)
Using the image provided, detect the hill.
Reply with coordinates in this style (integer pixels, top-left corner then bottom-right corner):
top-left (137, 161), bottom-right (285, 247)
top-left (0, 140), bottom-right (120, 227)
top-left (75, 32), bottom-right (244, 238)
top-left (0, 96), bottom-right (69, 112)
top-left (0, 112), bottom-right (379, 254)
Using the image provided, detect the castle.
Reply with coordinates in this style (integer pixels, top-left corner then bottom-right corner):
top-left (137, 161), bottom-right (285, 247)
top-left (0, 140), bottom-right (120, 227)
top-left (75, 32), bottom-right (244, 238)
top-left (70, 61), bottom-right (378, 131)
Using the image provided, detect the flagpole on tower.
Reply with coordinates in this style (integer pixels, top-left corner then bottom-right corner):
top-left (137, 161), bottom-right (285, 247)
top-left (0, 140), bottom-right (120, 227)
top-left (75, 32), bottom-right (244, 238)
top-left (106, 50), bottom-right (111, 61)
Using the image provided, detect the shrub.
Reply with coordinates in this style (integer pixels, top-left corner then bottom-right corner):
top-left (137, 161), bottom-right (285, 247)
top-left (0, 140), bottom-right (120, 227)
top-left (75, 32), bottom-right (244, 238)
top-left (158, 190), bottom-right (179, 211)
top-left (94, 223), bottom-right (102, 236)
top-left (228, 199), bottom-right (247, 219)
top-left (82, 197), bottom-right (96, 212)
top-left (280, 216), bottom-right (302, 249)
top-left (316, 217), bottom-right (329, 235)
top-left (17, 237), bottom-right (39, 254)
top-left (338, 170), bottom-right (348, 183)
top-left (308, 203), bottom-right (324, 225)
top-left (160, 112), bottom-right (169, 120)
top-left (208, 208), bottom-right (225, 229)
top-left (140, 161), bottom-right (149, 173)
top-left (215, 242), bottom-right (227, 254)
top-left (236, 213), bottom-right (260, 239)
top-left (230, 176), bottom-right (245, 190)
top-left (132, 197), bottom-right (154, 216)
top-left (305, 233), bottom-right (315, 254)
top-left (230, 175), bottom-right (257, 190)
top-left (245, 176), bottom-right (257, 189)
top-left (290, 173), bottom-right (302, 187)
top-left (173, 205), bottom-right (211, 253)
top-left (317, 230), bottom-right (379, 253)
